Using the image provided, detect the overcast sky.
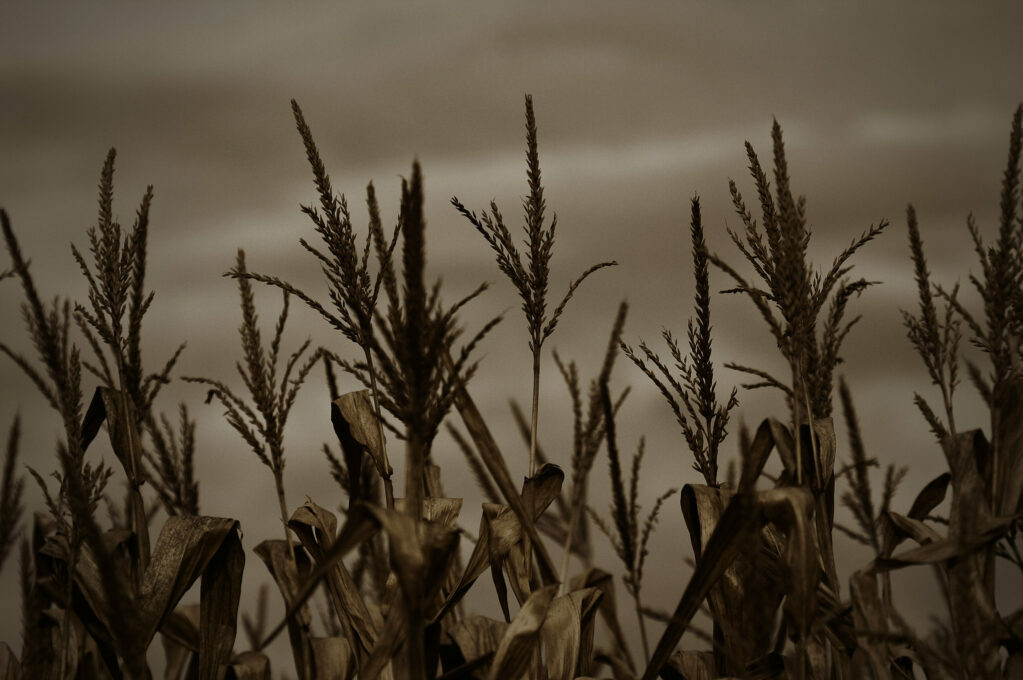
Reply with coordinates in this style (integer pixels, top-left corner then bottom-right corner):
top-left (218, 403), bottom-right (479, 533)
top-left (2, 0), bottom-right (1022, 671)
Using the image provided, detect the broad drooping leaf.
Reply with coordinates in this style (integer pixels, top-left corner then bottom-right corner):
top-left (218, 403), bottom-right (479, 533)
top-left (332, 389), bottom-right (391, 486)
top-left (289, 501), bottom-right (379, 670)
top-left (642, 493), bottom-right (762, 680)
top-left (360, 504), bottom-right (461, 679)
top-left (309, 637), bottom-right (356, 680)
top-left (442, 616), bottom-right (507, 678)
top-left (254, 540), bottom-right (314, 680)
top-left (645, 483), bottom-right (822, 680)
top-left (569, 568), bottom-right (634, 674)
top-left (434, 465), bottom-right (563, 622)
top-left (226, 651), bottom-right (272, 680)
top-left (448, 378), bottom-right (559, 584)
top-left (680, 484), bottom-right (782, 672)
top-left (538, 587), bottom-right (603, 680)
top-left (486, 585), bottom-right (557, 680)
top-left (39, 515), bottom-right (243, 680)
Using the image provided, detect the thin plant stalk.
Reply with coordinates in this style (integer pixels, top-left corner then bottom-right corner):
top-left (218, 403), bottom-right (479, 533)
top-left (364, 347), bottom-right (394, 509)
top-left (635, 586), bottom-right (651, 664)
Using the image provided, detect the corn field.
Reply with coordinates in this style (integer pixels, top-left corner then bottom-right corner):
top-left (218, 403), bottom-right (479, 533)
top-left (1, 93), bottom-right (1022, 680)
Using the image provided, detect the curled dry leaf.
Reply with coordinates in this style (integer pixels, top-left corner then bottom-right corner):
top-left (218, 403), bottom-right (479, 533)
top-left (486, 585), bottom-right (557, 680)
top-left (906, 472), bottom-right (951, 521)
top-left (433, 465), bottom-right (563, 623)
top-left (538, 586), bottom-right (603, 680)
top-left (443, 615), bottom-right (507, 678)
top-left (227, 650), bottom-right (271, 680)
top-left (680, 484), bottom-right (782, 672)
top-left (254, 540), bottom-right (313, 680)
top-left (332, 389), bottom-right (391, 480)
top-left (289, 501), bottom-right (378, 669)
top-left (569, 568), bottom-right (635, 674)
top-left (310, 636), bottom-right (356, 680)
top-left (448, 374), bottom-right (559, 585)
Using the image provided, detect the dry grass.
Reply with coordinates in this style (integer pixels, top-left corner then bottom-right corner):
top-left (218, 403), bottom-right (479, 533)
top-left (0, 98), bottom-right (1022, 680)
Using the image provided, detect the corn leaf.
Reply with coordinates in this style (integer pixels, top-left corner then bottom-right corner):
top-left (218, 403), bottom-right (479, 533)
top-left (568, 568), bottom-right (635, 673)
top-left (310, 637), bottom-right (355, 680)
top-left (449, 376), bottom-right (559, 584)
top-left (486, 585), bottom-right (557, 680)
top-left (642, 492), bottom-right (761, 680)
top-left (332, 389), bottom-right (391, 482)
top-left (227, 651), bottom-right (271, 680)
top-left (289, 501), bottom-right (378, 669)
top-left (254, 540), bottom-right (313, 680)
top-left (0, 642), bottom-right (19, 680)
top-left (538, 587), bottom-right (603, 680)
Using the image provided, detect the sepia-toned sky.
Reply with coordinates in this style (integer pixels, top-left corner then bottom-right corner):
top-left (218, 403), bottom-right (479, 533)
top-left (2, 0), bottom-right (1022, 669)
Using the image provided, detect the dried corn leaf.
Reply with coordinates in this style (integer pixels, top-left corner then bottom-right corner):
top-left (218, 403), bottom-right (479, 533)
top-left (569, 568), bottom-right (634, 673)
top-left (332, 389), bottom-right (391, 481)
top-left (907, 473), bottom-right (951, 520)
top-left (642, 493), bottom-right (761, 680)
top-left (661, 650), bottom-right (715, 680)
top-left (353, 505), bottom-right (461, 680)
top-left (139, 517), bottom-right (241, 646)
top-left (289, 501), bottom-right (378, 668)
top-left (435, 469), bottom-right (563, 622)
top-left (848, 571), bottom-right (890, 680)
top-left (36, 531), bottom-right (131, 655)
top-left (873, 513), bottom-right (1016, 571)
top-left (261, 499), bottom-right (378, 642)
top-left (885, 512), bottom-right (941, 546)
top-left (162, 605), bottom-right (200, 679)
top-left (449, 377), bottom-right (559, 584)
top-left (995, 373), bottom-right (1023, 516)
top-left (538, 587), bottom-right (603, 680)
top-left (254, 540), bottom-right (313, 680)
top-left (49, 515), bottom-right (241, 678)
top-left (310, 637), bottom-right (356, 680)
top-left (680, 484), bottom-right (781, 671)
top-left (82, 387), bottom-right (140, 478)
top-left (394, 497), bottom-right (464, 528)
top-left (758, 487), bottom-right (818, 641)
top-left (0, 642), bottom-right (19, 680)
top-left (739, 418), bottom-right (782, 492)
top-left (227, 651), bottom-right (271, 680)
top-left (940, 429), bottom-right (1001, 678)
top-left (198, 524), bottom-right (244, 680)
top-left (446, 616), bottom-right (507, 674)
top-left (487, 585), bottom-right (557, 680)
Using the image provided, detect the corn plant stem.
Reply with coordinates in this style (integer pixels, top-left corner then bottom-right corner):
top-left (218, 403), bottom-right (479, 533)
top-left (273, 468), bottom-right (296, 561)
top-left (557, 500), bottom-right (581, 596)
top-left (59, 539), bottom-right (79, 680)
top-left (363, 347), bottom-right (394, 510)
top-left (634, 586), bottom-right (651, 664)
top-left (528, 350), bottom-right (540, 680)
top-left (524, 351), bottom-right (541, 587)
top-left (792, 361), bottom-right (804, 487)
top-left (115, 359), bottom-right (151, 583)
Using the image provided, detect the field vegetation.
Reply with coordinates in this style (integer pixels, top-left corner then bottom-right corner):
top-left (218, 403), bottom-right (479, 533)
top-left (1, 96), bottom-right (1022, 679)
